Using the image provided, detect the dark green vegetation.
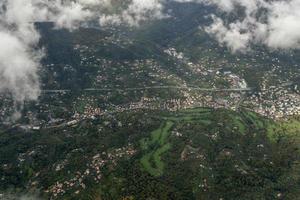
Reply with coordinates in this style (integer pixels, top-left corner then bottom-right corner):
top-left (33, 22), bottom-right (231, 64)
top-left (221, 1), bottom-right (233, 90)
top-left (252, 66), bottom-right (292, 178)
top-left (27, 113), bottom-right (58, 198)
top-left (1, 2), bottom-right (300, 200)
top-left (1, 108), bottom-right (300, 199)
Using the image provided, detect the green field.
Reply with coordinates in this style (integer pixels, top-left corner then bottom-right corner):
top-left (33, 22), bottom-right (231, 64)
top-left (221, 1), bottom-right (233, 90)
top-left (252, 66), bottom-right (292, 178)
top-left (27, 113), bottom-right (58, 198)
top-left (139, 108), bottom-right (274, 177)
top-left (140, 108), bottom-right (215, 176)
top-left (140, 121), bottom-right (174, 176)
top-left (267, 117), bottom-right (300, 143)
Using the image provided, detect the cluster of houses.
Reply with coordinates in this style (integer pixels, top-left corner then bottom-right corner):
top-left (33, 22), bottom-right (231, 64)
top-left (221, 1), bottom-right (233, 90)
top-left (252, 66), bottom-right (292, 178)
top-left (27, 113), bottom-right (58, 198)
top-left (246, 87), bottom-right (300, 119)
top-left (46, 145), bottom-right (136, 198)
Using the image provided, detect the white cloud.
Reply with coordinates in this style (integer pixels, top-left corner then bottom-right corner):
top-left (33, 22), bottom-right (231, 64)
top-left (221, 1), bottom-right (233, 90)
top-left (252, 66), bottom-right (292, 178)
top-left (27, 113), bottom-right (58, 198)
top-left (0, 0), bottom-right (43, 105)
top-left (266, 0), bottom-right (300, 49)
top-left (205, 17), bottom-right (251, 52)
top-left (176, 0), bottom-right (300, 52)
top-left (99, 0), bottom-right (166, 27)
top-left (0, 31), bottom-right (41, 102)
top-left (51, 2), bottom-right (94, 30)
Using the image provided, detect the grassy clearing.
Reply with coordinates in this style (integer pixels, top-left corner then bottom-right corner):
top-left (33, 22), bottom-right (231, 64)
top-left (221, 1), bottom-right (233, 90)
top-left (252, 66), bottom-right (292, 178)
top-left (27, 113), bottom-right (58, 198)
top-left (153, 143), bottom-right (172, 174)
top-left (141, 153), bottom-right (157, 175)
top-left (159, 121), bottom-right (174, 145)
top-left (140, 108), bottom-right (214, 176)
top-left (140, 108), bottom-right (271, 177)
top-left (164, 108), bottom-right (213, 124)
top-left (242, 111), bottom-right (265, 128)
top-left (267, 118), bottom-right (300, 142)
top-left (231, 115), bottom-right (246, 134)
top-left (140, 121), bottom-right (174, 176)
top-left (179, 107), bottom-right (212, 113)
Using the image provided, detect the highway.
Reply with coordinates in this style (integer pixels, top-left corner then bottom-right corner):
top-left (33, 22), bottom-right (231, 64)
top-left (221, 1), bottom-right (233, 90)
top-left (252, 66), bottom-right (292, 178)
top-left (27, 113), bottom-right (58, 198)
top-left (41, 86), bottom-right (253, 94)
